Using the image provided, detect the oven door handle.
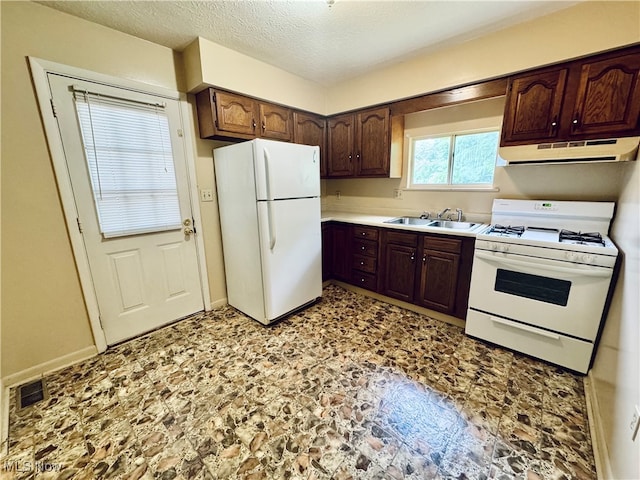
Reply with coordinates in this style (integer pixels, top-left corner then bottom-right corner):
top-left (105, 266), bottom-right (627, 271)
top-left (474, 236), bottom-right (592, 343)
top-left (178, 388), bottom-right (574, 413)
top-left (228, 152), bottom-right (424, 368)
top-left (474, 251), bottom-right (611, 278)
top-left (490, 316), bottom-right (560, 340)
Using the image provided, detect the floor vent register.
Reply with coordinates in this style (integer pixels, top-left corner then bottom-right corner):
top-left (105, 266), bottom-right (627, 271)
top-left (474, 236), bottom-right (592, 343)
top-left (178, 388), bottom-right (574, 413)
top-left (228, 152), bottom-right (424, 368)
top-left (17, 379), bottom-right (48, 409)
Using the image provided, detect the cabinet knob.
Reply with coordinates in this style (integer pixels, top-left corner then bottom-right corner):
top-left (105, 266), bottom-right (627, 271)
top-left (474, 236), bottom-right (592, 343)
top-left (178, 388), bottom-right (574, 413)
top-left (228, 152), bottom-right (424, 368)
top-left (361, 246), bottom-right (366, 250)
top-left (361, 278), bottom-right (365, 283)
top-left (422, 255), bottom-right (427, 263)
top-left (262, 121), bottom-right (266, 131)
top-left (360, 261), bottom-right (364, 265)
top-left (252, 120), bottom-right (256, 129)
top-left (572, 113), bottom-right (581, 129)
top-left (362, 232), bottom-right (366, 236)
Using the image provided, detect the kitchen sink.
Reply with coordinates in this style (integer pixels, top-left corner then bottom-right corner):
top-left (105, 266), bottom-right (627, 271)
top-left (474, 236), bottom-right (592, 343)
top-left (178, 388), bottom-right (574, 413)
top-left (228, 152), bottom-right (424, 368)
top-left (428, 220), bottom-right (477, 229)
top-left (384, 216), bottom-right (433, 226)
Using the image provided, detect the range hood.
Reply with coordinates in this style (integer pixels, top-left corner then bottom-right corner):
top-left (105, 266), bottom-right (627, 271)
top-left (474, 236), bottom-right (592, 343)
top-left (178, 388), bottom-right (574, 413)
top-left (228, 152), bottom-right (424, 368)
top-left (499, 137), bottom-right (640, 165)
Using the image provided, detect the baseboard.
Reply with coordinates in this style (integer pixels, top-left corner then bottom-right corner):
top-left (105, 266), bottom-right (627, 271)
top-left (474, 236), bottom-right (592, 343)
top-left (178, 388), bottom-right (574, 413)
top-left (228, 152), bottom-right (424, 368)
top-left (2, 346), bottom-right (98, 390)
top-left (210, 297), bottom-right (227, 310)
top-left (584, 372), bottom-right (614, 480)
top-left (0, 378), bottom-right (7, 458)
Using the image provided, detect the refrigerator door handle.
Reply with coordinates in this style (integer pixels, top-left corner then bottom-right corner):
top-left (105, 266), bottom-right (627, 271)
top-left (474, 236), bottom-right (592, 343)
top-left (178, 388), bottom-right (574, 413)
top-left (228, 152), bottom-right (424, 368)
top-left (264, 148), bottom-right (276, 249)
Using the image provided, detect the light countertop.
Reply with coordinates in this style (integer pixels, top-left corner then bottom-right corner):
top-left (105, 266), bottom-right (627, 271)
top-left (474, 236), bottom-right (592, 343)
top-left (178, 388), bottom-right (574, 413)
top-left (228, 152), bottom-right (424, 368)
top-left (321, 211), bottom-right (488, 238)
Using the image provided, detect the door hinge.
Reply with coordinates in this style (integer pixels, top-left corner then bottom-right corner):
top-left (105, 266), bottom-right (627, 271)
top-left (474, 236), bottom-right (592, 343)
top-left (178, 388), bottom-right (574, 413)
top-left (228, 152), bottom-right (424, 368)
top-left (76, 217), bottom-right (83, 233)
top-left (98, 315), bottom-right (104, 329)
top-left (192, 218), bottom-right (197, 234)
top-left (177, 128), bottom-right (184, 137)
top-left (50, 98), bottom-right (58, 118)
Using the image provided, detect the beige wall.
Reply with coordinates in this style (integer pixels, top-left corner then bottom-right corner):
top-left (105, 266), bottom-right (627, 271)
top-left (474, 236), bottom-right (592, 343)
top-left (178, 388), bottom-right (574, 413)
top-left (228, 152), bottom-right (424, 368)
top-left (327, 1), bottom-right (640, 113)
top-left (184, 37), bottom-right (328, 113)
top-left (591, 160), bottom-right (640, 479)
top-left (0, 1), bottom-right (198, 378)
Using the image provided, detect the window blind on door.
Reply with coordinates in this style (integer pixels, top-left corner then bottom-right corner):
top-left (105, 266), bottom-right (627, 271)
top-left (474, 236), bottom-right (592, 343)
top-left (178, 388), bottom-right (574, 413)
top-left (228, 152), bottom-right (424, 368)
top-left (73, 89), bottom-right (182, 238)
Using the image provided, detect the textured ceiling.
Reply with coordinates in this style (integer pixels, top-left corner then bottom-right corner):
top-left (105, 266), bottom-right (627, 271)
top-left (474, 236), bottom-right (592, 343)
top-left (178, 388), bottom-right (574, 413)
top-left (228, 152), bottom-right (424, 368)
top-left (36, 0), bottom-right (579, 86)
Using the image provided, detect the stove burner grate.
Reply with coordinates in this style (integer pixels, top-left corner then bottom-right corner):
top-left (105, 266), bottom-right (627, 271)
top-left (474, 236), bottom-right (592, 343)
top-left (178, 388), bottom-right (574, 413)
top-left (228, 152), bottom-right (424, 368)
top-left (489, 224), bottom-right (525, 236)
top-left (559, 229), bottom-right (605, 246)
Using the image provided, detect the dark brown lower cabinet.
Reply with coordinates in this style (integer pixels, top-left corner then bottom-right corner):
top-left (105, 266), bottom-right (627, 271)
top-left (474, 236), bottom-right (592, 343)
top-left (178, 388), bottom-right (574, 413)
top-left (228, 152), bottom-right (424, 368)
top-left (323, 223), bottom-right (474, 320)
top-left (416, 236), bottom-right (461, 314)
top-left (380, 231), bottom-right (418, 303)
top-left (417, 249), bottom-right (460, 314)
top-left (329, 223), bottom-right (351, 282)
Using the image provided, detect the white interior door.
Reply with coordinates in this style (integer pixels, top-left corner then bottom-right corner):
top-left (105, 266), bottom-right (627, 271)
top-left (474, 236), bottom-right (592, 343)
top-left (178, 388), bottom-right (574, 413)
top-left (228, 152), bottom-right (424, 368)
top-left (48, 74), bottom-right (204, 345)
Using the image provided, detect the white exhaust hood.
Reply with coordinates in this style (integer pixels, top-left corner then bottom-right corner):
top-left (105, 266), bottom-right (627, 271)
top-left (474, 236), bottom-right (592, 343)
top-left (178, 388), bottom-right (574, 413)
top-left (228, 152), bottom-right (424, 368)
top-left (499, 136), bottom-right (639, 165)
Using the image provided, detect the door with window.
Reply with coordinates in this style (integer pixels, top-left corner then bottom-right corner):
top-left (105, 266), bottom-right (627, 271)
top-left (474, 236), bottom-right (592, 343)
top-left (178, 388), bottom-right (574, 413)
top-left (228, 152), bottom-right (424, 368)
top-left (47, 74), bottom-right (204, 345)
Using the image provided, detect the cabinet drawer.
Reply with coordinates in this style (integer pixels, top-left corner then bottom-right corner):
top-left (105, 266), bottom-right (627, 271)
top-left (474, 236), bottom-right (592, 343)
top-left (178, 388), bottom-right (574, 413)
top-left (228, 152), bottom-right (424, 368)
top-left (353, 238), bottom-right (378, 257)
top-left (352, 271), bottom-right (377, 291)
top-left (423, 236), bottom-right (461, 253)
top-left (385, 231), bottom-right (418, 247)
top-left (352, 254), bottom-right (377, 274)
top-left (353, 226), bottom-right (379, 241)
top-left (465, 309), bottom-right (592, 373)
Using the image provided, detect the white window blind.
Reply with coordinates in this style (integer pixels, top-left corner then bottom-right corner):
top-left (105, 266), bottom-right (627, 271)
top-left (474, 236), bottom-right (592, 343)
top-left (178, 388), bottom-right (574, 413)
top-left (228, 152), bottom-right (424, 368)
top-left (74, 89), bottom-right (182, 238)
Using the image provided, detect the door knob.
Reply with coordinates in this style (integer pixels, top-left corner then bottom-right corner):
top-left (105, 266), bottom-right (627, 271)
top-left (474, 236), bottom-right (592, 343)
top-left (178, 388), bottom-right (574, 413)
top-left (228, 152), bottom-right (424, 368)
top-left (184, 227), bottom-right (194, 236)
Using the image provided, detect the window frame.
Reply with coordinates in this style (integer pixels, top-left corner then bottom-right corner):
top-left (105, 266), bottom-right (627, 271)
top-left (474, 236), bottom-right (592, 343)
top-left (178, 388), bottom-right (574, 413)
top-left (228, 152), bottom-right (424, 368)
top-left (407, 127), bottom-right (501, 191)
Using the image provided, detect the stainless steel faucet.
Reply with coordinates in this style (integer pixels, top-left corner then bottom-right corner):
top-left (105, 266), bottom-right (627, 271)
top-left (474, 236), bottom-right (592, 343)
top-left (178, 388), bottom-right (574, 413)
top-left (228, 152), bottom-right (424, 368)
top-left (455, 208), bottom-right (463, 222)
top-left (437, 208), bottom-right (451, 219)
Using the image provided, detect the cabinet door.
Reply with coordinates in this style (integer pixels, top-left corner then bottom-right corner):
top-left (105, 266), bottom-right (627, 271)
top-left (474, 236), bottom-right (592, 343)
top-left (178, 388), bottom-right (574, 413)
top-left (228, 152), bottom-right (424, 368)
top-left (327, 114), bottom-right (355, 177)
top-left (259, 102), bottom-right (293, 141)
top-left (418, 249), bottom-right (460, 314)
top-left (294, 112), bottom-right (327, 177)
top-left (356, 107), bottom-right (390, 176)
top-left (321, 223), bottom-right (332, 281)
top-left (501, 69), bottom-right (568, 145)
top-left (381, 243), bottom-right (417, 302)
top-left (570, 52), bottom-right (640, 137)
top-left (331, 223), bottom-right (351, 282)
top-left (214, 90), bottom-right (258, 136)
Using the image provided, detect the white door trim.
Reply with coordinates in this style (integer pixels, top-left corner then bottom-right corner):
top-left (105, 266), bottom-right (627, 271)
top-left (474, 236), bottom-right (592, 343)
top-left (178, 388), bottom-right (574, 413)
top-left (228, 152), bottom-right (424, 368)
top-left (28, 57), bottom-right (211, 353)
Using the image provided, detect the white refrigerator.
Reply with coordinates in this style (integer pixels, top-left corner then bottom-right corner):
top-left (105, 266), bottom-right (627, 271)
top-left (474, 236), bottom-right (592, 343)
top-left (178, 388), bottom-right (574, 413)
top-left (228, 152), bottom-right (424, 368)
top-left (214, 139), bottom-right (322, 325)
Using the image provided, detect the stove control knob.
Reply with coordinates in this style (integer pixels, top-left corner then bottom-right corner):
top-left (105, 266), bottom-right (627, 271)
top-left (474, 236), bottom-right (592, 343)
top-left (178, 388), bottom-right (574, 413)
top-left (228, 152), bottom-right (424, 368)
top-left (500, 244), bottom-right (510, 252)
top-left (489, 242), bottom-right (499, 251)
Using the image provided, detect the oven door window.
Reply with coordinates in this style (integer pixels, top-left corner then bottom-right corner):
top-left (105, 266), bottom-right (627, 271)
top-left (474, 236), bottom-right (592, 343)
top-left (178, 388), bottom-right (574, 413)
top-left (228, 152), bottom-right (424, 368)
top-left (495, 269), bottom-right (571, 306)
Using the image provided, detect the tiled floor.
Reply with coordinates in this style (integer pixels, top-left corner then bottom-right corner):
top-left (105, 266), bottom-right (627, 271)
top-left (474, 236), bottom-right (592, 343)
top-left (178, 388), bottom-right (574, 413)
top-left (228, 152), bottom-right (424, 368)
top-left (2, 285), bottom-right (596, 479)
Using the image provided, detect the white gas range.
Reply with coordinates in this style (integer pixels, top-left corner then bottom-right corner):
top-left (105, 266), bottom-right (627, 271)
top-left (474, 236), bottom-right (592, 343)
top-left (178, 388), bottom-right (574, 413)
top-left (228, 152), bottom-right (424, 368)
top-left (466, 199), bottom-right (619, 373)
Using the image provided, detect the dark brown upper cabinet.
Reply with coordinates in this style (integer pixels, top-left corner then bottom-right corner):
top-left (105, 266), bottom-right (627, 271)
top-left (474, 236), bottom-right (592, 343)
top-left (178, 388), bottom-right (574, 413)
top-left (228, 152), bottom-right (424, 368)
top-left (196, 88), bottom-right (292, 141)
top-left (356, 107), bottom-right (390, 176)
top-left (327, 107), bottom-right (397, 178)
top-left (327, 113), bottom-right (356, 177)
top-left (259, 102), bottom-right (293, 141)
top-left (501, 69), bottom-right (568, 144)
top-left (293, 112), bottom-right (327, 177)
top-left (502, 46), bottom-right (640, 146)
top-left (570, 52), bottom-right (640, 137)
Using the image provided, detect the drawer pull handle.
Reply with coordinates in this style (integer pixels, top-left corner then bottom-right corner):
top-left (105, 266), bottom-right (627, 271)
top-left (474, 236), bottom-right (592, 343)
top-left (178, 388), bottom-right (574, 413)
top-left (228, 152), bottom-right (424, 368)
top-left (490, 316), bottom-right (560, 340)
top-left (361, 246), bottom-right (366, 250)
top-left (360, 261), bottom-right (364, 265)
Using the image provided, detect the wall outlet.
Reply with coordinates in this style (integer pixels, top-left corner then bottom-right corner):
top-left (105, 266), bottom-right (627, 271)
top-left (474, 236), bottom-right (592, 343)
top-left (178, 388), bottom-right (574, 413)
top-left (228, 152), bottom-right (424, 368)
top-left (631, 405), bottom-right (640, 441)
top-left (335, 190), bottom-right (341, 199)
top-left (200, 189), bottom-right (214, 202)
top-left (393, 189), bottom-right (403, 200)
